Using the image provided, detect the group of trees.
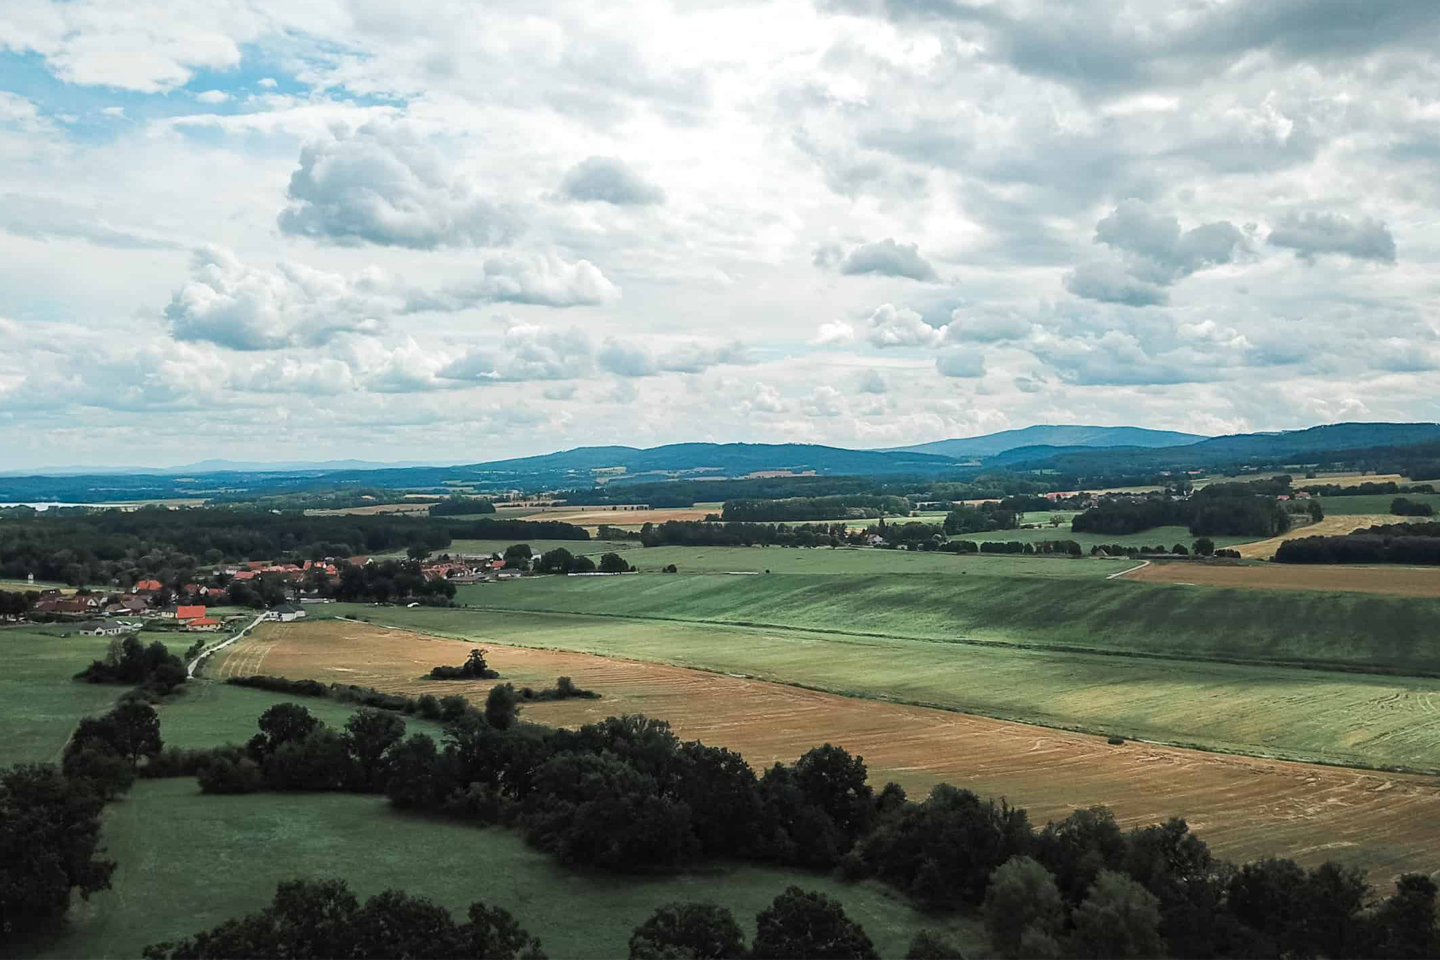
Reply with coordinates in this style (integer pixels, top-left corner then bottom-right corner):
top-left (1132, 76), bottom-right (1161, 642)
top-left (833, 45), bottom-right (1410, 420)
top-left (74, 636), bottom-right (186, 697)
top-left (429, 648), bottom-right (500, 680)
top-left (1072, 482), bottom-right (1293, 539)
top-left (1392, 497), bottom-right (1436, 517)
top-left (427, 495), bottom-right (497, 517)
top-left (721, 496), bottom-right (912, 522)
top-left (330, 558), bottom-right (456, 605)
top-left (529, 547), bottom-right (631, 574)
top-left (141, 878), bottom-right (544, 959)
top-left (943, 504), bottom-right (1020, 535)
top-left (0, 588), bottom-right (33, 620)
top-left (1276, 521), bottom-right (1440, 565)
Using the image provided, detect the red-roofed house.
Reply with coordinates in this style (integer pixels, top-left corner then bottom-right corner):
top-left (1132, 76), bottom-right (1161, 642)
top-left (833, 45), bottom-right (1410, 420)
top-left (176, 605), bottom-right (206, 622)
top-left (135, 579), bottom-right (163, 593)
top-left (185, 617), bottom-right (222, 632)
top-left (231, 571), bottom-right (257, 581)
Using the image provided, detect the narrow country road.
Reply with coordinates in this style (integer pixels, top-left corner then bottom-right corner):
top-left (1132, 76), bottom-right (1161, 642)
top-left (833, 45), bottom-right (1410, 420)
top-left (1107, 558), bottom-right (1151, 579)
top-left (187, 612), bottom-right (267, 677)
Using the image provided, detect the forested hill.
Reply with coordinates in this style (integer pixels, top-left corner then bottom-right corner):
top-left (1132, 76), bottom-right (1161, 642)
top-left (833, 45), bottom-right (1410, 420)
top-left (999, 422), bottom-right (1440, 472)
top-left (890, 425), bottom-right (1206, 458)
top-left (460, 442), bottom-right (961, 479)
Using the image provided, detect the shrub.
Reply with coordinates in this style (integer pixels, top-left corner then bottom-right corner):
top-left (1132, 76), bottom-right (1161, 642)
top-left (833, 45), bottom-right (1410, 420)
top-left (428, 648), bottom-right (499, 680)
top-left (197, 756), bottom-right (263, 794)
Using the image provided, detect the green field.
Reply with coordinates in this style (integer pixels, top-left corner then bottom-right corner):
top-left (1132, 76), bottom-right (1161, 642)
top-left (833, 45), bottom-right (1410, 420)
top-left (948, 524), bottom-right (1253, 550)
top-left (445, 539), bottom-right (1124, 578)
top-left (0, 628), bottom-right (126, 765)
top-left (24, 781), bottom-right (981, 960)
top-left (333, 601), bottom-right (1440, 772)
top-left (453, 573), bottom-right (1440, 675)
top-left (1318, 492), bottom-right (1440, 515)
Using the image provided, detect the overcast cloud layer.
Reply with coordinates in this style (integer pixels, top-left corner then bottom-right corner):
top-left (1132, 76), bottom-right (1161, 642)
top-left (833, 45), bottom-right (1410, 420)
top-left (2, 0), bottom-right (1438, 468)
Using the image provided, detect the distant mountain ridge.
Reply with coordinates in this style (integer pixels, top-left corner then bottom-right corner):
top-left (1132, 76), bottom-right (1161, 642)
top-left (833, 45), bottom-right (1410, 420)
top-left (463, 442), bottom-right (957, 479)
top-left (888, 425), bottom-right (1207, 459)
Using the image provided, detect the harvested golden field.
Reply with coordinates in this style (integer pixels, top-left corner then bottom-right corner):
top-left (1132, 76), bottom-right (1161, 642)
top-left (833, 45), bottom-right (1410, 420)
top-left (515, 506), bottom-right (721, 526)
top-left (1235, 514), bottom-right (1395, 559)
top-left (1124, 560), bottom-right (1440, 597)
top-left (214, 620), bottom-right (1440, 882)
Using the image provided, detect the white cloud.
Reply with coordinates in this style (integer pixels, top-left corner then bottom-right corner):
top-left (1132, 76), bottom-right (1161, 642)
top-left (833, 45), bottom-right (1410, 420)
top-left (811, 320), bottom-right (856, 345)
top-left (279, 122), bottom-right (521, 249)
top-left (195, 90), bottom-right (230, 104)
top-left (865, 303), bottom-right (946, 348)
top-left (559, 156), bottom-right (665, 205)
top-left (165, 247), bottom-right (391, 350)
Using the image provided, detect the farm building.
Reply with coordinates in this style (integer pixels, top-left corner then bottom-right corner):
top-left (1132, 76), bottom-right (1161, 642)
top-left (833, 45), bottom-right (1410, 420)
top-left (176, 604), bottom-right (207, 622)
top-left (185, 617), bottom-right (222, 632)
top-left (265, 603), bottom-right (307, 623)
top-left (75, 620), bottom-right (133, 637)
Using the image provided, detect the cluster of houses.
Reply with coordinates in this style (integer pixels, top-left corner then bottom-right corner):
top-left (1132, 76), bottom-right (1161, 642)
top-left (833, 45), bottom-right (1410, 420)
top-left (419, 556), bottom-right (525, 583)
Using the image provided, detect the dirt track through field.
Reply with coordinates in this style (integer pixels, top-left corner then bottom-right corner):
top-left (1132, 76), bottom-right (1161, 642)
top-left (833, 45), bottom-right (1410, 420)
top-left (1235, 514), bottom-right (1395, 559)
top-left (213, 620), bottom-right (1440, 882)
top-left (1124, 560), bottom-right (1440, 597)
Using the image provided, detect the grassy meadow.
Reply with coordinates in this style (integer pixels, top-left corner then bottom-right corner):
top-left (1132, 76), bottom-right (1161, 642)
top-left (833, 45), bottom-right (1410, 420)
top-left (1317, 492), bottom-right (1440, 515)
top-left (947, 523), bottom-right (1254, 550)
top-left (0, 628), bottom-right (125, 765)
top-left (27, 781), bottom-right (981, 960)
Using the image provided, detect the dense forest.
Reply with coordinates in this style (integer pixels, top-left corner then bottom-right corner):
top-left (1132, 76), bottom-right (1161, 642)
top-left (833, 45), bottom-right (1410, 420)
top-left (0, 511), bottom-right (587, 587)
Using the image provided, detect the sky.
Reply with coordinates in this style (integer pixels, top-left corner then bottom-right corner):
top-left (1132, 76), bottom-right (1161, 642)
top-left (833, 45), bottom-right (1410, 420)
top-left (2, 0), bottom-right (1439, 469)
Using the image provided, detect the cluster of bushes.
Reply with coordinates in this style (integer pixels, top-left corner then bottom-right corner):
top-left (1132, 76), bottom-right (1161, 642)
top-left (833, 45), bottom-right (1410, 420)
top-left (1392, 497), bottom-right (1436, 517)
top-left (178, 702), bottom-right (1440, 959)
top-left (427, 496), bottom-right (497, 516)
top-left (74, 636), bottom-right (186, 697)
top-left (226, 675), bottom-right (485, 721)
top-left (1276, 521), bottom-right (1440, 565)
top-left (515, 677), bottom-right (599, 702)
top-left (943, 504), bottom-right (1019, 535)
top-left (142, 877), bottom-right (544, 959)
top-left (429, 648), bottom-right (500, 680)
top-left (638, 520), bottom-right (851, 549)
top-left (1089, 543), bottom-right (1194, 557)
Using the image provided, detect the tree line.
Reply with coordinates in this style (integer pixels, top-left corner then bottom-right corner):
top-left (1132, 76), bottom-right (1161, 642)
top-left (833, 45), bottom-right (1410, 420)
top-left (1275, 521), bottom-right (1440, 565)
top-left (638, 521), bottom-right (853, 548)
top-left (1072, 482), bottom-right (1297, 538)
top-left (0, 509), bottom-right (588, 588)
top-left (721, 495), bottom-right (912, 522)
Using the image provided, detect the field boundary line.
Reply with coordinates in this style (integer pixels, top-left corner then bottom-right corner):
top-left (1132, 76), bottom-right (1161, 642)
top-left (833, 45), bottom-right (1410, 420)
top-left (187, 613), bottom-right (267, 678)
top-left (450, 602), bottom-right (1440, 682)
top-left (324, 616), bottom-right (1440, 780)
top-left (1108, 559), bottom-right (1150, 579)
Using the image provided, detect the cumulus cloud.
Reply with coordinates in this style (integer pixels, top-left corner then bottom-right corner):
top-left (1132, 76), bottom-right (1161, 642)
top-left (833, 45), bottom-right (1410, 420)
top-left (1268, 211), bottom-right (1397, 264)
top-left (598, 339), bottom-right (751, 376)
top-left (439, 324), bottom-right (594, 384)
top-left (803, 385), bottom-right (846, 417)
top-left (195, 90), bottom-right (229, 104)
top-left (1066, 200), bottom-right (1246, 305)
top-left (944, 308), bottom-right (1033, 343)
top-left (407, 254), bottom-right (620, 310)
top-left (865, 304), bottom-right (946, 347)
top-left (816, 238), bottom-right (939, 281)
top-left (810, 320), bottom-right (856, 345)
top-left (559, 156), bottom-right (665, 205)
top-left (165, 247), bottom-right (391, 350)
top-left (278, 122), bottom-right (521, 249)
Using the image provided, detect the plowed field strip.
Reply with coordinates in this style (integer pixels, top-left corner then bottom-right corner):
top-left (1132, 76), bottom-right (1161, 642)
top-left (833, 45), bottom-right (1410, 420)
top-left (1123, 560), bottom-right (1440, 597)
top-left (211, 621), bottom-right (1440, 882)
